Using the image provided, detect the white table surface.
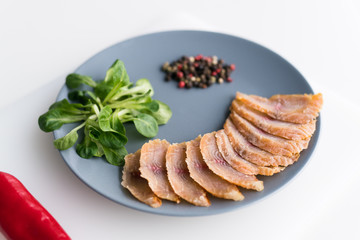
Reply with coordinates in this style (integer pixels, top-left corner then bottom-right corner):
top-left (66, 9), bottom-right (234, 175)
top-left (1, 0), bottom-right (360, 239)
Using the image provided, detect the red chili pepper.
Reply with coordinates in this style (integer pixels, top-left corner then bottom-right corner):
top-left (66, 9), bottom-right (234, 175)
top-left (0, 172), bottom-right (71, 240)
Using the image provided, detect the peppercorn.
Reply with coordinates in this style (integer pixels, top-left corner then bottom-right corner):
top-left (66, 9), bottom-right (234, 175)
top-left (212, 56), bottom-right (218, 65)
top-left (177, 71), bottom-right (184, 79)
top-left (161, 55), bottom-right (236, 89)
top-left (162, 62), bottom-right (169, 71)
top-left (178, 81), bottom-right (185, 88)
top-left (195, 54), bottom-right (203, 61)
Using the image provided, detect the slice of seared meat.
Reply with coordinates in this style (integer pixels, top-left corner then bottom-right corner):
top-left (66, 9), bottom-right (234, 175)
top-left (185, 136), bottom-right (244, 201)
top-left (236, 92), bottom-right (323, 124)
top-left (231, 100), bottom-right (316, 140)
top-left (166, 142), bottom-right (210, 207)
top-left (215, 130), bottom-right (284, 176)
top-left (230, 112), bottom-right (309, 157)
top-left (139, 139), bottom-right (180, 203)
top-left (215, 129), bottom-right (259, 175)
top-left (200, 132), bottom-right (264, 191)
top-left (224, 118), bottom-right (299, 167)
top-left (121, 150), bottom-right (162, 208)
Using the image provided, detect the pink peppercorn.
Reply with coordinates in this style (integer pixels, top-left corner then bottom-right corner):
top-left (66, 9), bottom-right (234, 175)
top-left (177, 64), bottom-right (183, 71)
top-left (226, 77), bottom-right (233, 82)
top-left (178, 81), bottom-right (185, 88)
top-left (211, 71), bottom-right (217, 76)
top-left (195, 54), bottom-right (203, 61)
top-left (177, 71), bottom-right (184, 78)
top-left (230, 64), bottom-right (236, 71)
top-left (204, 57), bottom-right (211, 64)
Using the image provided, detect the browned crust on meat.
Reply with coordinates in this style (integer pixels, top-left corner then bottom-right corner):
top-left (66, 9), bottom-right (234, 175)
top-left (166, 142), bottom-right (210, 207)
top-left (236, 92), bottom-right (323, 124)
top-left (231, 100), bottom-right (317, 140)
top-left (215, 130), bottom-right (284, 176)
top-left (230, 112), bottom-right (309, 157)
top-left (224, 118), bottom-right (300, 167)
top-left (139, 139), bottom-right (180, 203)
top-left (121, 150), bottom-right (162, 208)
top-left (185, 136), bottom-right (244, 201)
top-left (200, 132), bottom-right (264, 191)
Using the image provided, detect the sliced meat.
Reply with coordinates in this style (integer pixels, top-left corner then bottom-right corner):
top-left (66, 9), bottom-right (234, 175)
top-left (185, 136), bottom-right (244, 201)
top-left (236, 92), bottom-right (323, 124)
top-left (224, 118), bottom-right (299, 167)
top-left (121, 150), bottom-right (162, 208)
top-left (139, 139), bottom-right (180, 203)
top-left (231, 100), bottom-right (316, 140)
top-left (215, 130), bottom-right (259, 175)
top-left (230, 112), bottom-right (309, 157)
top-left (200, 132), bottom-right (264, 191)
top-left (215, 130), bottom-right (284, 176)
top-left (166, 142), bottom-right (210, 207)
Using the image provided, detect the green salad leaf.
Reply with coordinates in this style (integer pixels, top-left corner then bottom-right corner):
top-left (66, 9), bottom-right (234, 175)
top-left (66, 73), bottom-right (97, 89)
top-left (38, 59), bottom-right (172, 166)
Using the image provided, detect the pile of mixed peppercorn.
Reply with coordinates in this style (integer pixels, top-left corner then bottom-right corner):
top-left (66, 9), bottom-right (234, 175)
top-left (161, 55), bottom-right (235, 89)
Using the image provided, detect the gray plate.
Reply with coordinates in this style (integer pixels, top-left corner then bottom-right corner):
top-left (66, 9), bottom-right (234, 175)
top-left (54, 30), bottom-right (320, 216)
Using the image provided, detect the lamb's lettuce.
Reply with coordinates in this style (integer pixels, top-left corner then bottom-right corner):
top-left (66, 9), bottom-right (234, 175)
top-left (38, 60), bottom-right (172, 166)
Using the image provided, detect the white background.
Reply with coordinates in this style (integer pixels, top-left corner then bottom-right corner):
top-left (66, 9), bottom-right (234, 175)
top-left (1, 0), bottom-right (360, 239)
